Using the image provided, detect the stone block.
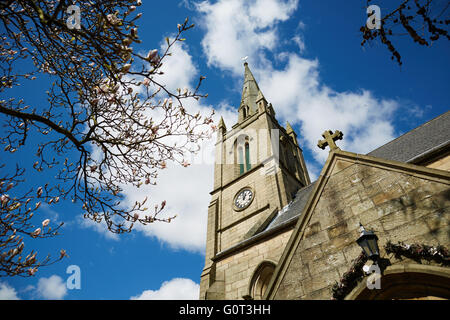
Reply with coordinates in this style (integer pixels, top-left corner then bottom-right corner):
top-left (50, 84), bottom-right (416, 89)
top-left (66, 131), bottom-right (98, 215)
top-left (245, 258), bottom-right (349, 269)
top-left (301, 229), bottom-right (329, 250)
top-left (327, 221), bottom-right (348, 239)
top-left (351, 198), bottom-right (375, 216)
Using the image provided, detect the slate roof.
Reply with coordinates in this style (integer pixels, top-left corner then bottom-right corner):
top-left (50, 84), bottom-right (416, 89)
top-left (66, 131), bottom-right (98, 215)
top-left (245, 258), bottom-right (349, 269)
top-left (367, 111), bottom-right (450, 163)
top-left (254, 110), bottom-right (450, 237)
top-left (264, 182), bottom-right (316, 230)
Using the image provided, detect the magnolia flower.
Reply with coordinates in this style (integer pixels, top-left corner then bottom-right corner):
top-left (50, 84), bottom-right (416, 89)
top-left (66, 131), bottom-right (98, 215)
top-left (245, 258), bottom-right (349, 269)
top-left (60, 249), bottom-right (67, 259)
top-left (122, 37), bottom-right (132, 46)
top-left (161, 200), bottom-right (166, 210)
top-left (145, 49), bottom-right (159, 64)
top-left (106, 14), bottom-right (120, 25)
top-left (181, 160), bottom-right (190, 167)
top-left (136, 0), bottom-right (142, 5)
top-left (133, 213), bottom-right (139, 221)
top-left (32, 228), bottom-right (41, 237)
top-left (122, 63), bottom-right (132, 73)
top-left (28, 267), bottom-right (37, 276)
top-left (42, 219), bottom-right (50, 227)
top-left (35, 201), bottom-right (41, 209)
top-left (1, 194), bottom-right (9, 207)
top-left (111, 83), bottom-right (120, 93)
top-left (129, 5), bottom-right (136, 12)
top-left (36, 186), bottom-right (43, 197)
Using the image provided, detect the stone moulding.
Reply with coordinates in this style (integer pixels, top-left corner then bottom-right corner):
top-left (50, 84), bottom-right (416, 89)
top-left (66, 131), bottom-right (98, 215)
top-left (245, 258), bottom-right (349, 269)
top-left (331, 242), bottom-right (450, 300)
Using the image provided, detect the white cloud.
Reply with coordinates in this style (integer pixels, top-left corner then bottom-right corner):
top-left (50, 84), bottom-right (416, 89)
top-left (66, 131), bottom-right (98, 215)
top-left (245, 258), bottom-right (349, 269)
top-left (196, 0), bottom-right (298, 74)
top-left (197, 0), bottom-right (400, 166)
top-left (256, 54), bottom-right (399, 162)
top-left (156, 41), bottom-right (198, 92)
top-left (0, 282), bottom-right (20, 300)
top-left (36, 275), bottom-right (67, 300)
top-left (292, 35), bottom-right (305, 53)
top-left (257, 54), bottom-right (398, 162)
top-left (131, 278), bottom-right (199, 300)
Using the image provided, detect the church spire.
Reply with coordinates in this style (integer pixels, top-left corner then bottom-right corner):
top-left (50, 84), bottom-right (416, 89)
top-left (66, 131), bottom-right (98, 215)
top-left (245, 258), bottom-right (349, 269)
top-left (240, 62), bottom-right (263, 115)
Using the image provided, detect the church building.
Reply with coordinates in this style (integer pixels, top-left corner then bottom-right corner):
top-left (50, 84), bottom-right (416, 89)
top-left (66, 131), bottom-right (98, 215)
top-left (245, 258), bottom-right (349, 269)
top-left (200, 63), bottom-right (450, 300)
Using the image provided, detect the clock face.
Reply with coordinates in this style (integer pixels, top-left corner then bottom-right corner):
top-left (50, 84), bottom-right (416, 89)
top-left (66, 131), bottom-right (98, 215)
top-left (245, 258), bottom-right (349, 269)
top-left (234, 188), bottom-right (254, 210)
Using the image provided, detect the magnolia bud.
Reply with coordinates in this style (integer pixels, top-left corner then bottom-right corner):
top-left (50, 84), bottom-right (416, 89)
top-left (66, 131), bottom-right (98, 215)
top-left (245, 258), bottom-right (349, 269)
top-left (42, 219), bottom-right (50, 227)
top-left (32, 228), bottom-right (41, 237)
top-left (122, 63), bottom-right (132, 73)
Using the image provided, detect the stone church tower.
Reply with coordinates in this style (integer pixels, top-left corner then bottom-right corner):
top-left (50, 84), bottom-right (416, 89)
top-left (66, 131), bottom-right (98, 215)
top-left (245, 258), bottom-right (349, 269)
top-left (200, 63), bottom-right (311, 299)
top-left (200, 63), bottom-right (450, 300)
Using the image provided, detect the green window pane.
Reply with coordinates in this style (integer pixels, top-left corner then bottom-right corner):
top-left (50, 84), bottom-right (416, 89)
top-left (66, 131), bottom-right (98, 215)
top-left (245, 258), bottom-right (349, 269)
top-left (239, 147), bottom-right (244, 175)
top-left (245, 143), bottom-right (251, 171)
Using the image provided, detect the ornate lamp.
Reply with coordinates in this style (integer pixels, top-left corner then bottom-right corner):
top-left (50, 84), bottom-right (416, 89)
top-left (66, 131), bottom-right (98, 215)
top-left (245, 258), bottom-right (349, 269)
top-left (356, 223), bottom-right (380, 261)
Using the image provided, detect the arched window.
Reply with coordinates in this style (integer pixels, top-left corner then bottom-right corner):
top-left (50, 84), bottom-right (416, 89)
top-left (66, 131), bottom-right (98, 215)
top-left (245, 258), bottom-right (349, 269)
top-left (248, 261), bottom-right (276, 300)
top-left (235, 135), bottom-right (251, 176)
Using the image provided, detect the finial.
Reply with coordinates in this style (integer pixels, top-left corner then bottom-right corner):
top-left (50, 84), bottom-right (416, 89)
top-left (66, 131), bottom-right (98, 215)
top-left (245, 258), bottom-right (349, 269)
top-left (218, 116), bottom-right (226, 128)
top-left (286, 121), bottom-right (294, 134)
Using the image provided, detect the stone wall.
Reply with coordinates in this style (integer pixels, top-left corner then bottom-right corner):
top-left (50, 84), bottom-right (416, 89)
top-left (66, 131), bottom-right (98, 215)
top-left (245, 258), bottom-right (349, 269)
top-left (273, 160), bottom-right (450, 299)
top-left (426, 153), bottom-right (450, 172)
top-left (215, 230), bottom-right (293, 299)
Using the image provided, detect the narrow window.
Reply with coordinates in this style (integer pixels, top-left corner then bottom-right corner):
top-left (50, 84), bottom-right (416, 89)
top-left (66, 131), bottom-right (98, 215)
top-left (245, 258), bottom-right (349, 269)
top-left (245, 142), bottom-right (251, 171)
top-left (238, 146), bottom-right (244, 175)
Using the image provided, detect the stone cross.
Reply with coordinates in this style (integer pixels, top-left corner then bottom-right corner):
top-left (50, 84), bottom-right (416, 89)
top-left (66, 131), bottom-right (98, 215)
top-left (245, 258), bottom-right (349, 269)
top-left (317, 130), bottom-right (343, 151)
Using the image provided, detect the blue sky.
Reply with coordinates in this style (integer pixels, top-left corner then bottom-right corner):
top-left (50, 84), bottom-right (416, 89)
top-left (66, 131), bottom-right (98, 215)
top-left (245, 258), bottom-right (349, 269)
top-left (1, 0), bottom-right (448, 300)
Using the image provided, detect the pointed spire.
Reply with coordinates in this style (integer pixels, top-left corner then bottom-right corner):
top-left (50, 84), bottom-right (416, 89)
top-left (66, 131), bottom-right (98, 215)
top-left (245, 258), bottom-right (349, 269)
top-left (286, 121), bottom-right (299, 146)
top-left (217, 116), bottom-right (227, 138)
top-left (240, 62), bottom-right (264, 115)
top-left (218, 116), bottom-right (226, 129)
top-left (286, 121), bottom-right (294, 134)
